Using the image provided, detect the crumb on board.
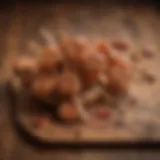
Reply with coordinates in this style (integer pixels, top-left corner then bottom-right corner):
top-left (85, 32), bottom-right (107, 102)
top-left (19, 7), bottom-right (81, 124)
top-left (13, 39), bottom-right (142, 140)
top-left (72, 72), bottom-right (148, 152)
top-left (111, 39), bottom-right (130, 51)
top-left (58, 102), bottom-right (80, 122)
top-left (141, 48), bottom-right (155, 59)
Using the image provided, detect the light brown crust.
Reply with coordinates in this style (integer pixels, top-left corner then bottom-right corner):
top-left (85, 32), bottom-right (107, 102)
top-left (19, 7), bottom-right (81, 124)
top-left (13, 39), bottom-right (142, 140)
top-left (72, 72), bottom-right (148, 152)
top-left (12, 36), bottom-right (132, 124)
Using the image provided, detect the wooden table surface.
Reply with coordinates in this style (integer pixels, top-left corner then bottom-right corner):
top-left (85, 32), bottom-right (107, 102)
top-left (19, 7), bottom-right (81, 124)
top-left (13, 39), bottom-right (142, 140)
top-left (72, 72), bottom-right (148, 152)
top-left (0, 1), bottom-right (160, 160)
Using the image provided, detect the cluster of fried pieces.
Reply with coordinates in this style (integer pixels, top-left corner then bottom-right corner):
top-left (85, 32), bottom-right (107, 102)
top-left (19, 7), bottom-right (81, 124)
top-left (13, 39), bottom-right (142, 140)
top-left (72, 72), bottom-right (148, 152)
top-left (12, 36), bottom-right (131, 124)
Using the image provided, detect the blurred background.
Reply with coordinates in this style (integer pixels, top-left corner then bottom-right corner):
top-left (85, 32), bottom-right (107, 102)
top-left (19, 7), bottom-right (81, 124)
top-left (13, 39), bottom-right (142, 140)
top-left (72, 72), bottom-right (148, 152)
top-left (0, 0), bottom-right (160, 160)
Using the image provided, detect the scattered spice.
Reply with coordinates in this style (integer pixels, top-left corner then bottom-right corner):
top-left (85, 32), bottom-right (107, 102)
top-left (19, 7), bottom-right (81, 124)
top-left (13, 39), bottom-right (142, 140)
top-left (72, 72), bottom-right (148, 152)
top-left (111, 40), bottom-right (129, 51)
top-left (31, 114), bottom-right (51, 129)
top-left (141, 48), bottom-right (154, 59)
top-left (95, 108), bottom-right (110, 119)
top-left (130, 53), bottom-right (141, 63)
top-left (128, 96), bottom-right (137, 106)
top-left (142, 71), bottom-right (156, 84)
top-left (32, 75), bottom-right (58, 98)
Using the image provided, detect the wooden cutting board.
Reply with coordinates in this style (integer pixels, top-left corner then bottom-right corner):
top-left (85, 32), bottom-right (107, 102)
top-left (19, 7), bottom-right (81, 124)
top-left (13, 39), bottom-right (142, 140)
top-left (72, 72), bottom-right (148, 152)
top-left (2, 1), bottom-right (160, 145)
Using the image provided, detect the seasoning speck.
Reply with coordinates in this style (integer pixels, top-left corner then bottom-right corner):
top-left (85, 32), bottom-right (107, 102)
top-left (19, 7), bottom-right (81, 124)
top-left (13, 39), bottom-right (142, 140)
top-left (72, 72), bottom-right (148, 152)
top-left (114, 119), bottom-right (125, 127)
top-left (142, 48), bottom-right (154, 59)
top-left (142, 72), bottom-right (156, 84)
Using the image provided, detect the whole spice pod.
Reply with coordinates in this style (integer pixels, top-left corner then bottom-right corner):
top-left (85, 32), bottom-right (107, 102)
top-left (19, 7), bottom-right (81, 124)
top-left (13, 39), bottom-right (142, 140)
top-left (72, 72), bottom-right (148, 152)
top-left (80, 51), bottom-right (107, 89)
top-left (39, 46), bottom-right (62, 72)
top-left (96, 41), bottom-right (111, 58)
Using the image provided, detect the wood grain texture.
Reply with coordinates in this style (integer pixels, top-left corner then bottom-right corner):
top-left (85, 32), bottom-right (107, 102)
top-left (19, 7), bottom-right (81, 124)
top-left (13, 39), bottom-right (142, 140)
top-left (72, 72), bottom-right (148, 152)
top-left (13, 2), bottom-right (160, 141)
top-left (1, 1), bottom-right (160, 160)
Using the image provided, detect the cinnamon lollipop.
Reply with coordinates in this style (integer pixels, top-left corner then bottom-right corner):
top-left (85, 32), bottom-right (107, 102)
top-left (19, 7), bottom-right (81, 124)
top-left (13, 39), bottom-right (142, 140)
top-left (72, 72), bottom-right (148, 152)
top-left (107, 55), bottom-right (131, 94)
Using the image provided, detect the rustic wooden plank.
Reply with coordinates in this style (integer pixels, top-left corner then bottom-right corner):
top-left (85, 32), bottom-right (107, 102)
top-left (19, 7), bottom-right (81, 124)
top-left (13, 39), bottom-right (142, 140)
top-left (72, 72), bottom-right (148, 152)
top-left (1, 2), bottom-right (160, 160)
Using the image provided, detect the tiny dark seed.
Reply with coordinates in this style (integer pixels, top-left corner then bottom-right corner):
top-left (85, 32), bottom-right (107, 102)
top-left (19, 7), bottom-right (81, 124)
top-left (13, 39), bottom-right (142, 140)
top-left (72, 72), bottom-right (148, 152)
top-left (142, 72), bottom-right (156, 83)
top-left (112, 41), bottom-right (129, 51)
top-left (142, 49), bottom-right (154, 59)
top-left (115, 119), bottom-right (125, 127)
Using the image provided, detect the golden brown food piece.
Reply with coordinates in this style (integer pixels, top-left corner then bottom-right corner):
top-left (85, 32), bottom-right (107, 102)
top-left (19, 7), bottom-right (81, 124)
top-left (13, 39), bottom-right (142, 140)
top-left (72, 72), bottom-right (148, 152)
top-left (58, 102), bottom-right (80, 122)
top-left (60, 36), bottom-right (75, 59)
top-left (81, 70), bottom-right (99, 89)
top-left (108, 56), bottom-right (131, 94)
top-left (60, 36), bottom-right (77, 65)
top-left (71, 37), bottom-right (91, 56)
top-left (57, 71), bottom-right (81, 96)
top-left (80, 51), bottom-right (107, 88)
top-left (60, 36), bottom-right (92, 67)
top-left (31, 114), bottom-right (52, 128)
top-left (141, 71), bottom-right (156, 84)
top-left (32, 75), bottom-right (58, 98)
top-left (130, 52), bottom-right (141, 63)
top-left (39, 46), bottom-right (61, 72)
